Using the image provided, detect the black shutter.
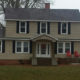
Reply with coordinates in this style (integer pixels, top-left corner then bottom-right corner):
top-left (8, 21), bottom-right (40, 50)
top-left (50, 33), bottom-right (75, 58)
top-left (30, 40), bottom-right (32, 53)
top-left (68, 22), bottom-right (71, 34)
top-left (71, 42), bottom-right (74, 54)
top-left (27, 21), bottom-right (29, 33)
top-left (54, 42), bottom-right (57, 54)
top-left (16, 21), bottom-right (19, 33)
top-left (47, 22), bottom-right (50, 34)
top-left (13, 40), bottom-right (15, 53)
top-left (37, 22), bottom-right (40, 34)
top-left (2, 40), bottom-right (5, 53)
top-left (58, 22), bottom-right (61, 34)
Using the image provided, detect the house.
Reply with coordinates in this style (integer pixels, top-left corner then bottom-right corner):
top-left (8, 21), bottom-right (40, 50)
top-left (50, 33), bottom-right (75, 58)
top-left (0, 3), bottom-right (80, 65)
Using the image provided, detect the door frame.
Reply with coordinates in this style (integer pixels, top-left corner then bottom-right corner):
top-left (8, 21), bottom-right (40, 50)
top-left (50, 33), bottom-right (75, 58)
top-left (36, 42), bottom-right (51, 58)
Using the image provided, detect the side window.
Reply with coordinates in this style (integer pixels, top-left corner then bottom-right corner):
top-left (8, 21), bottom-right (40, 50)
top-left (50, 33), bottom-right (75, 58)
top-left (57, 43), bottom-right (63, 53)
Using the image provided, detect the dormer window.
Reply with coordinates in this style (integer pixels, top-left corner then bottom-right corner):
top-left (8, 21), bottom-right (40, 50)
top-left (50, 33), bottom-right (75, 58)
top-left (19, 21), bottom-right (27, 33)
top-left (40, 22), bottom-right (47, 34)
top-left (61, 22), bottom-right (68, 34)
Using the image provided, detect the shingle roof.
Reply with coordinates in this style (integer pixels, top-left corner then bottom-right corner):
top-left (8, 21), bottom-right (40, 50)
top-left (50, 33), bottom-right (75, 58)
top-left (5, 8), bottom-right (80, 21)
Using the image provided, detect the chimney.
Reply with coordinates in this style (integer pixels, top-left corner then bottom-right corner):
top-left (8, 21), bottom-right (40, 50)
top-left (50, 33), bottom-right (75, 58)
top-left (45, 3), bottom-right (50, 9)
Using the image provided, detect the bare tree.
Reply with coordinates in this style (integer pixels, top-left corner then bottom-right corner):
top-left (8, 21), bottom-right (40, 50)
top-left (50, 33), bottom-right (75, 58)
top-left (0, 0), bottom-right (50, 13)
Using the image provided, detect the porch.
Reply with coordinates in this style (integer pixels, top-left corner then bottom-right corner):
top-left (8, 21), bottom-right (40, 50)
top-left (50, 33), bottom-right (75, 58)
top-left (31, 34), bottom-right (58, 66)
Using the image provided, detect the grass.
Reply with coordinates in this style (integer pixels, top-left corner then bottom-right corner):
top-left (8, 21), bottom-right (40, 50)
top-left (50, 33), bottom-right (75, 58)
top-left (0, 65), bottom-right (80, 80)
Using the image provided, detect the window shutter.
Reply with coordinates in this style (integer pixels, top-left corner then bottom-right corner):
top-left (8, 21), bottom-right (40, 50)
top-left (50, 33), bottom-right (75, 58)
top-left (54, 42), bottom-right (57, 54)
top-left (68, 22), bottom-right (71, 34)
top-left (71, 42), bottom-right (74, 54)
top-left (58, 22), bottom-right (61, 34)
top-left (2, 40), bottom-right (5, 53)
top-left (27, 21), bottom-right (29, 33)
top-left (47, 22), bottom-right (50, 34)
top-left (30, 40), bottom-right (32, 54)
top-left (37, 22), bottom-right (40, 34)
top-left (16, 21), bottom-right (19, 33)
top-left (13, 40), bottom-right (15, 53)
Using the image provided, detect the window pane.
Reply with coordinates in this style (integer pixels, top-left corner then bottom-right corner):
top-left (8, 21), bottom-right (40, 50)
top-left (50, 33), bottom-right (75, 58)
top-left (37, 44), bottom-right (39, 54)
top-left (0, 41), bottom-right (1, 52)
top-left (65, 43), bottom-right (70, 52)
top-left (62, 23), bottom-right (66, 33)
top-left (17, 42), bottom-right (21, 47)
top-left (65, 43), bottom-right (70, 47)
top-left (16, 42), bottom-right (21, 52)
top-left (41, 44), bottom-right (46, 54)
top-left (41, 22), bottom-right (46, 33)
top-left (21, 22), bottom-right (25, 32)
top-left (58, 43), bottom-right (63, 48)
top-left (58, 43), bottom-right (63, 53)
top-left (21, 22), bottom-right (25, 28)
top-left (58, 48), bottom-right (63, 53)
top-left (23, 42), bottom-right (28, 52)
top-left (65, 48), bottom-right (70, 53)
top-left (17, 48), bottom-right (21, 52)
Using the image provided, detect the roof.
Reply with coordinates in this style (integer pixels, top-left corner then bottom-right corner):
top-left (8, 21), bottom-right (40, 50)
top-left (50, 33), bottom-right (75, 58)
top-left (5, 8), bottom-right (80, 22)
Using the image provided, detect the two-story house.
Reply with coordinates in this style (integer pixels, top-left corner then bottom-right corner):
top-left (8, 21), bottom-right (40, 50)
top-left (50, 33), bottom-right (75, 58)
top-left (0, 4), bottom-right (80, 65)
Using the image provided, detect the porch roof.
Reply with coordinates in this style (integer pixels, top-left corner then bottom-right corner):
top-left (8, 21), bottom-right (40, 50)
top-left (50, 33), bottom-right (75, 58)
top-left (32, 34), bottom-right (58, 42)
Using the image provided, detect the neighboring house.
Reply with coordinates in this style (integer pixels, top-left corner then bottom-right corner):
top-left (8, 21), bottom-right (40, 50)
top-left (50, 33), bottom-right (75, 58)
top-left (0, 4), bottom-right (80, 65)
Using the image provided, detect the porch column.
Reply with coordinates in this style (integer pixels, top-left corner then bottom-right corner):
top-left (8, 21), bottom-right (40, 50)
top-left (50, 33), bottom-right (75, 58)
top-left (51, 42), bottom-right (58, 66)
top-left (32, 42), bottom-right (37, 65)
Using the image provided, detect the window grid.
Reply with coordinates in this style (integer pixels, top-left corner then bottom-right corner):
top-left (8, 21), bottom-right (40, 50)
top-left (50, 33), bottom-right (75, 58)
top-left (15, 41), bottom-right (29, 53)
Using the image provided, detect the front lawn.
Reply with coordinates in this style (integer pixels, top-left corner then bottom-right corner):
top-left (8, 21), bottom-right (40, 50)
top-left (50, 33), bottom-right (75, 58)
top-left (0, 65), bottom-right (80, 80)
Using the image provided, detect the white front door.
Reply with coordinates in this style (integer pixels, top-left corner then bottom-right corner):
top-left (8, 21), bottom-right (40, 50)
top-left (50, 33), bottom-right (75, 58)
top-left (36, 42), bottom-right (51, 58)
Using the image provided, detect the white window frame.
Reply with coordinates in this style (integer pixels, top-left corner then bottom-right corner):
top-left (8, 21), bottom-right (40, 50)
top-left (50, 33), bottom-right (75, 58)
top-left (0, 40), bottom-right (2, 53)
top-left (61, 22), bottom-right (68, 34)
top-left (36, 42), bottom-right (51, 58)
top-left (40, 22), bottom-right (47, 34)
top-left (19, 21), bottom-right (27, 33)
top-left (15, 41), bottom-right (30, 53)
top-left (57, 42), bottom-right (71, 54)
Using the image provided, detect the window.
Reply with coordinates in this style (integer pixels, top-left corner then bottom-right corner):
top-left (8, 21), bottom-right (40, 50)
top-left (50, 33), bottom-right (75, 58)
top-left (40, 22), bottom-right (47, 34)
top-left (0, 41), bottom-right (2, 52)
top-left (41, 44), bottom-right (46, 54)
top-left (16, 42), bottom-right (21, 52)
top-left (16, 41), bottom-right (29, 53)
top-left (65, 43), bottom-right (71, 53)
top-left (23, 42), bottom-right (28, 52)
top-left (19, 21), bottom-right (26, 33)
top-left (57, 42), bottom-right (71, 54)
top-left (61, 22), bottom-right (68, 34)
top-left (58, 43), bottom-right (63, 53)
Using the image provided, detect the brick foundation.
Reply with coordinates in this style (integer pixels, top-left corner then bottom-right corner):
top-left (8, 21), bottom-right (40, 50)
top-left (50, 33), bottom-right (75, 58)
top-left (58, 58), bottom-right (80, 64)
top-left (0, 60), bottom-right (31, 65)
top-left (37, 58), bottom-right (52, 66)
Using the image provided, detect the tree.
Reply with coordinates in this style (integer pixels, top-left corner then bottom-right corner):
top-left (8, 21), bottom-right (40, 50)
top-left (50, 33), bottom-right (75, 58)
top-left (0, 0), bottom-right (50, 13)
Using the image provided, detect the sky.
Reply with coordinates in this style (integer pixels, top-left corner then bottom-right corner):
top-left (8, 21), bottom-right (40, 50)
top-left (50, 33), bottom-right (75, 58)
top-left (51, 0), bottom-right (80, 10)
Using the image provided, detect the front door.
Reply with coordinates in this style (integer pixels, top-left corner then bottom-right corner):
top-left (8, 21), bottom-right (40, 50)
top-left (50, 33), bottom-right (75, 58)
top-left (36, 42), bottom-right (51, 58)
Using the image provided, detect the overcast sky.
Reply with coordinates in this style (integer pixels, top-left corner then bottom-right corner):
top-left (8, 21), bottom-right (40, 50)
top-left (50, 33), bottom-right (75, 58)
top-left (51, 0), bottom-right (80, 10)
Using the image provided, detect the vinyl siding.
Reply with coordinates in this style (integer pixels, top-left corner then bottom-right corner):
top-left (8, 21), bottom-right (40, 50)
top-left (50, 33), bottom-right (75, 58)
top-left (6, 21), bottom-right (80, 39)
top-left (0, 40), bottom-right (32, 60)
